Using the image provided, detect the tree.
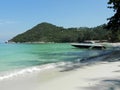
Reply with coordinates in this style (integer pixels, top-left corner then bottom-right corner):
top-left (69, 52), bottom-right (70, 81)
top-left (9, 22), bottom-right (108, 43)
top-left (106, 0), bottom-right (120, 42)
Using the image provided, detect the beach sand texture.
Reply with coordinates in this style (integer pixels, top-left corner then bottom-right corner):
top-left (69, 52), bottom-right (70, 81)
top-left (0, 61), bottom-right (120, 90)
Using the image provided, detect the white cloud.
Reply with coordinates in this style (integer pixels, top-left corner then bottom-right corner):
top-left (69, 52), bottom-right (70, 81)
top-left (0, 20), bottom-right (17, 25)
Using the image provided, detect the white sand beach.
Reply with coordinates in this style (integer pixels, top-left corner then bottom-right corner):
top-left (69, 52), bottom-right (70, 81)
top-left (0, 61), bottom-right (120, 90)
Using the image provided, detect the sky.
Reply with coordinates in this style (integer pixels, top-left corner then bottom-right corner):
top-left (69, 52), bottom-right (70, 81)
top-left (0, 0), bottom-right (114, 42)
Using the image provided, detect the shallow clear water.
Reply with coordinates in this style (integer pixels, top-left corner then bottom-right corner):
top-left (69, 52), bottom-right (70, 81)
top-left (0, 43), bottom-right (104, 72)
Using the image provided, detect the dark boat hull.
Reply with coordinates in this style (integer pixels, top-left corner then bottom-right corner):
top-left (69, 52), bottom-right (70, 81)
top-left (71, 43), bottom-right (105, 49)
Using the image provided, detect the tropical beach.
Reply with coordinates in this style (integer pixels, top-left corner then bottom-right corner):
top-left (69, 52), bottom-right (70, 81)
top-left (1, 0), bottom-right (120, 90)
top-left (0, 54), bottom-right (120, 90)
top-left (0, 43), bottom-right (120, 90)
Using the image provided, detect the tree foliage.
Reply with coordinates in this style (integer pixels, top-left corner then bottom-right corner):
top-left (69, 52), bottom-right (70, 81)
top-left (9, 22), bottom-right (108, 43)
top-left (106, 0), bottom-right (120, 42)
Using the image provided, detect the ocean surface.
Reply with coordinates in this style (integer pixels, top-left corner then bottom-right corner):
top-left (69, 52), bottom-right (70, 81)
top-left (0, 43), bottom-right (110, 80)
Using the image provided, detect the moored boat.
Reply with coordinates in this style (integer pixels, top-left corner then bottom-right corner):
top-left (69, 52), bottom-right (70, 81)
top-left (71, 41), bottom-right (106, 49)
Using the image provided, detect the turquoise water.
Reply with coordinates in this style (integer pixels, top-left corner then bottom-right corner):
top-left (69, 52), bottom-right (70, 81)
top-left (0, 43), bottom-right (104, 72)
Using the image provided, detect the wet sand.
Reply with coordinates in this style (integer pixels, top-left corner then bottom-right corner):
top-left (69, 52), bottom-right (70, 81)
top-left (0, 61), bottom-right (120, 90)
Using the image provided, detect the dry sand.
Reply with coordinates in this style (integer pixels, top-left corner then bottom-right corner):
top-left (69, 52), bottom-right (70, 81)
top-left (0, 61), bottom-right (120, 90)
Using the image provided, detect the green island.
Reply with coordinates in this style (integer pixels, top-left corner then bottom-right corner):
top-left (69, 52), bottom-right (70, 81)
top-left (9, 0), bottom-right (120, 44)
top-left (9, 22), bottom-right (109, 43)
top-left (1, 1), bottom-right (120, 90)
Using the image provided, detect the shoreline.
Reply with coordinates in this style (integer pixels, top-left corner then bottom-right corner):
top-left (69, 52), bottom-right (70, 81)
top-left (0, 49), bottom-right (119, 81)
top-left (39, 61), bottom-right (120, 90)
top-left (0, 62), bottom-right (68, 81)
top-left (0, 43), bottom-right (120, 90)
top-left (0, 49), bottom-right (114, 81)
top-left (0, 61), bottom-right (120, 90)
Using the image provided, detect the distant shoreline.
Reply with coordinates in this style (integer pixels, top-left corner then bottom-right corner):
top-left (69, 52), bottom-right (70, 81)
top-left (6, 41), bottom-right (55, 44)
top-left (6, 41), bottom-right (120, 47)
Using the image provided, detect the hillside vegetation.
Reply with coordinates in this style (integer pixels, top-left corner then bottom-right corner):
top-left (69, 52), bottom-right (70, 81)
top-left (9, 22), bottom-right (108, 43)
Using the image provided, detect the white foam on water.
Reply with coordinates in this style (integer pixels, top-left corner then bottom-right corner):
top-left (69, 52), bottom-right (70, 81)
top-left (0, 62), bottom-right (66, 81)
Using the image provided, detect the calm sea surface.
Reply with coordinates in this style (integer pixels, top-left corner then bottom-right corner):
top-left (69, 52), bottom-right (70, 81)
top-left (0, 43), bottom-right (105, 72)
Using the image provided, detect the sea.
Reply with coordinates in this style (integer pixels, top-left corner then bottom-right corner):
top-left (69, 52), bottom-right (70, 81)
top-left (0, 43), bottom-right (112, 80)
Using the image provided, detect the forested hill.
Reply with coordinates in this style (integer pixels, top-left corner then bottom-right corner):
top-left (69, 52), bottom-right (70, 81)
top-left (9, 22), bottom-right (108, 43)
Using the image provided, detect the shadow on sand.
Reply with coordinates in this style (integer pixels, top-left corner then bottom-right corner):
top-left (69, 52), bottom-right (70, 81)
top-left (58, 50), bottom-right (120, 72)
top-left (82, 78), bottom-right (120, 90)
top-left (57, 50), bottom-right (120, 90)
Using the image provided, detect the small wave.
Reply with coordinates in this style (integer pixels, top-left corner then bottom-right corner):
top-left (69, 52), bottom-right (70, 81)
top-left (0, 62), bottom-right (66, 81)
top-left (0, 50), bottom-right (115, 81)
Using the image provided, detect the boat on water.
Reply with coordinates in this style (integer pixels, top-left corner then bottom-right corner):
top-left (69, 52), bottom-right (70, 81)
top-left (71, 41), bottom-right (106, 49)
